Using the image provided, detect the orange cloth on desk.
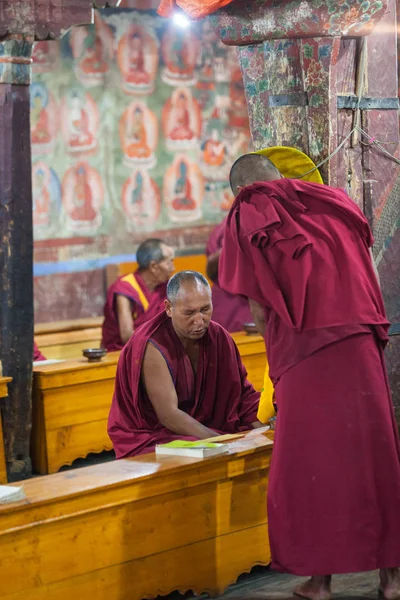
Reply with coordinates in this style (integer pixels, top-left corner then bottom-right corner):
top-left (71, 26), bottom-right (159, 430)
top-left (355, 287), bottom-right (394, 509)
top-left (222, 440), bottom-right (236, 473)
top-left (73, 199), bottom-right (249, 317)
top-left (157, 0), bottom-right (235, 18)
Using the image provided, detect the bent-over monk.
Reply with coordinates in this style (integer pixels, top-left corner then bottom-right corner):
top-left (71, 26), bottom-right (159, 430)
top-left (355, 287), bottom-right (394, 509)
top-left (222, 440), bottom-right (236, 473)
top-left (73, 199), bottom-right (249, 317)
top-left (219, 153), bottom-right (400, 600)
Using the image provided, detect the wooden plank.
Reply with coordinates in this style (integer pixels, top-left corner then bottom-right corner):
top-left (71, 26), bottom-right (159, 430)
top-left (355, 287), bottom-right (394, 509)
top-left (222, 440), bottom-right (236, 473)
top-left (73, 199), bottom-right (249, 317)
top-left (32, 352), bottom-right (119, 388)
top-left (0, 526), bottom-right (269, 600)
top-left (0, 378), bottom-right (11, 399)
top-left (31, 354), bottom-right (119, 473)
top-left (35, 327), bottom-right (103, 360)
top-left (0, 377), bottom-right (12, 484)
top-left (45, 420), bottom-right (114, 473)
top-left (34, 317), bottom-right (103, 335)
top-left (0, 433), bottom-right (273, 599)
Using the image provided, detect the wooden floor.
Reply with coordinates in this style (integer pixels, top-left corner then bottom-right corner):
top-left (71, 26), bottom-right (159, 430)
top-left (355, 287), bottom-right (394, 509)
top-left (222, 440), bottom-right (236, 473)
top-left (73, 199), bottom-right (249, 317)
top-left (193, 568), bottom-right (380, 600)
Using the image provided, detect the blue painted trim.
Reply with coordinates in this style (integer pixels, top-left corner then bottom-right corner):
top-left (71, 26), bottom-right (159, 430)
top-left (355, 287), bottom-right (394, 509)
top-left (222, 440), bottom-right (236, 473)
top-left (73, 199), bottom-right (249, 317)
top-left (389, 323), bottom-right (400, 336)
top-left (33, 254), bottom-right (137, 277)
top-left (33, 245), bottom-right (207, 277)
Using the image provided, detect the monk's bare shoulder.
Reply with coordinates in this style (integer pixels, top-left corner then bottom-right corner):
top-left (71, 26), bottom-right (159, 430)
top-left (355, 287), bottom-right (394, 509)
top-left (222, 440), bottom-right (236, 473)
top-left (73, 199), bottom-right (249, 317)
top-left (141, 341), bottom-right (177, 406)
top-left (143, 341), bottom-right (167, 370)
top-left (142, 341), bottom-right (174, 384)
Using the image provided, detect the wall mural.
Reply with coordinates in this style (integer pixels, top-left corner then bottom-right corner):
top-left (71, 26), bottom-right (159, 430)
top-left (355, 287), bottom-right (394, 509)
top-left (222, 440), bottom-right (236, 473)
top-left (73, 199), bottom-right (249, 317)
top-left (31, 9), bottom-right (251, 252)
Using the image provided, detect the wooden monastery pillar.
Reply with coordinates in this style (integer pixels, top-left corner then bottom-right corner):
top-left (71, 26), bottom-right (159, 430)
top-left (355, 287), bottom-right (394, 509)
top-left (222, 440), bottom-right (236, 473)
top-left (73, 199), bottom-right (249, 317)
top-left (0, 37), bottom-right (35, 481)
top-left (0, 0), bottom-right (121, 481)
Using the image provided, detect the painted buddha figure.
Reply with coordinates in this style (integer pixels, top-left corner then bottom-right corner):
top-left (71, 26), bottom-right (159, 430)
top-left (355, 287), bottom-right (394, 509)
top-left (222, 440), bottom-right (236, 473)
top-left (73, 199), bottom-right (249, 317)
top-left (172, 161), bottom-right (196, 211)
top-left (68, 94), bottom-right (94, 150)
top-left (31, 91), bottom-right (51, 145)
top-left (70, 166), bottom-right (96, 222)
top-left (126, 106), bottom-right (151, 159)
top-left (169, 93), bottom-right (194, 141)
top-left (33, 169), bottom-right (51, 226)
top-left (126, 33), bottom-right (150, 85)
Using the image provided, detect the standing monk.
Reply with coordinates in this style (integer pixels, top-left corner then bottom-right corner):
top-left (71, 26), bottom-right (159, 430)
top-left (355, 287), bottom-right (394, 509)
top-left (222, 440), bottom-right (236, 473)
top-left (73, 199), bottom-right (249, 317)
top-left (108, 271), bottom-right (262, 457)
top-left (102, 238), bottom-right (175, 351)
top-left (219, 153), bottom-right (400, 600)
top-left (206, 217), bottom-right (252, 333)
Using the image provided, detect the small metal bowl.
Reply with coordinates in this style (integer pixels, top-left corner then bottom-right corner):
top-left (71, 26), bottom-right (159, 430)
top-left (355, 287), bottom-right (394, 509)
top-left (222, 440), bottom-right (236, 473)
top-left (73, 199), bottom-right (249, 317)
top-left (242, 322), bottom-right (259, 335)
top-left (82, 348), bottom-right (107, 362)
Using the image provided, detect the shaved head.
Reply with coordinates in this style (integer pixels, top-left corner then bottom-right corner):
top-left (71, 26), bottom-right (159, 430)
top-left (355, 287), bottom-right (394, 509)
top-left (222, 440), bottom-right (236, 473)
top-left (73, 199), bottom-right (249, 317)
top-left (229, 154), bottom-right (281, 195)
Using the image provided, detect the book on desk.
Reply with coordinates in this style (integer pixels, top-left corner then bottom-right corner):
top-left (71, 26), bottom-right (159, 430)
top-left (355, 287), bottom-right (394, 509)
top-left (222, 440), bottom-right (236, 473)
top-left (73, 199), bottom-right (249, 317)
top-left (155, 433), bottom-right (248, 458)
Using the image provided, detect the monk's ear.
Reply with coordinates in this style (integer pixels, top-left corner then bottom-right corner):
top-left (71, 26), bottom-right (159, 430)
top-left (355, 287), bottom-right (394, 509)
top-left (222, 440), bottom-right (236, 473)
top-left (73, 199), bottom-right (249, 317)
top-left (165, 299), bottom-right (172, 316)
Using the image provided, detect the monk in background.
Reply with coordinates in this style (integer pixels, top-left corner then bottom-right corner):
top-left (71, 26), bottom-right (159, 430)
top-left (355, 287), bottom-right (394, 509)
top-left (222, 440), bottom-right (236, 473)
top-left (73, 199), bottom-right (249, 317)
top-left (219, 154), bottom-right (400, 600)
top-left (108, 270), bottom-right (262, 457)
top-left (102, 238), bottom-right (175, 351)
top-left (206, 217), bottom-right (252, 333)
top-left (33, 341), bottom-right (46, 362)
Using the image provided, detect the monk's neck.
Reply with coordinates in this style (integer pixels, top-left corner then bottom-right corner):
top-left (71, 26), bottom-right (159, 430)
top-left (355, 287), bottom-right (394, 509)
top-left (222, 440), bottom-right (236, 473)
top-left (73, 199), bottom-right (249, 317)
top-left (138, 269), bottom-right (158, 293)
top-left (177, 335), bottom-right (199, 353)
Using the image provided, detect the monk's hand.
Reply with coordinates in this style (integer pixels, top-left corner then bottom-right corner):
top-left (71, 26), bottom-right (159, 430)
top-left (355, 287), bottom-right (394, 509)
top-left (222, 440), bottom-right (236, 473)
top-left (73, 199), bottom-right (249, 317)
top-left (251, 420), bottom-right (264, 429)
top-left (206, 249), bottom-right (222, 283)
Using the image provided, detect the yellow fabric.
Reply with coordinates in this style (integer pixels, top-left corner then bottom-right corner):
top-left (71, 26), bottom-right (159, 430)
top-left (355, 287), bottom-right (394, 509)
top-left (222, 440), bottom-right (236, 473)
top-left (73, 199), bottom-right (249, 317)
top-left (257, 360), bottom-right (276, 423)
top-left (253, 146), bottom-right (324, 184)
top-left (121, 274), bottom-right (150, 312)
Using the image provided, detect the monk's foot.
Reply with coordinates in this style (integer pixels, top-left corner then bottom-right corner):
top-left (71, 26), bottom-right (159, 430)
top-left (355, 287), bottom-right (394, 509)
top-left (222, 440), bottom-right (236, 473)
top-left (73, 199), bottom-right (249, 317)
top-left (379, 568), bottom-right (400, 600)
top-left (294, 576), bottom-right (332, 600)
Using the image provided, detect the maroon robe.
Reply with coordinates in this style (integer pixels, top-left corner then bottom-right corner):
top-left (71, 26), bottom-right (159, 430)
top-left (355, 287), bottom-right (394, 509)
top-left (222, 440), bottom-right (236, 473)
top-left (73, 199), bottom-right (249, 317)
top-left (102, 272), bottom-right (167, 351)
top-left (219, 178), bottom-right (400, 575)
top-left (33, 340), bottom-right (46, 361)
top-left (206, 218), bottom-right (252, 333)
top-left (108, 311), bottom-right (260, 458)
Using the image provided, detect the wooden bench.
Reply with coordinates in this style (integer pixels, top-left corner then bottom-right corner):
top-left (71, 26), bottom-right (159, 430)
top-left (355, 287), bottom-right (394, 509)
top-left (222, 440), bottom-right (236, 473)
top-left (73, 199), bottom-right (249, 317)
top-left (31, 334), bottom-right (266, 475)
top-left (31, 352), bottom-right (120, 474)
top-left (0, 377), bottom-right (12, 484)
top-left (0, 430), bottom-right (273, 600)
top-left (34, 317), bottom-right (103, 360)
top-left (231, 332), bottom-right (266, 392)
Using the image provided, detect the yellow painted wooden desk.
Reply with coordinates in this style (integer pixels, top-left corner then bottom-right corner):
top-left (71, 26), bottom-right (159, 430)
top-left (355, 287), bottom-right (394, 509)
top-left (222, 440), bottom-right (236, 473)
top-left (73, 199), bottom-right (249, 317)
top-left (0, 377), bottom-right (12, 484)
top-left (0, 430), bottom-right (273, 600)
top-left (35, 317), bottom-right (103, 360)
top-left (31, 352), bottom-right (120, 475)
top-left (231, 331), bottom-right (266, 392)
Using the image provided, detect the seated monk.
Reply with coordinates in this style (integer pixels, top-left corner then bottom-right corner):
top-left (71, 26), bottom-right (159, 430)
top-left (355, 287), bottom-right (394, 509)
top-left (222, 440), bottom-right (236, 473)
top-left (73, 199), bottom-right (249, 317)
top-left (108, 270), bottom-right (263, 457)
top-left (34, 341), bottom-right (46, 361)
top-left (102, 239), bottom-right (175, 351)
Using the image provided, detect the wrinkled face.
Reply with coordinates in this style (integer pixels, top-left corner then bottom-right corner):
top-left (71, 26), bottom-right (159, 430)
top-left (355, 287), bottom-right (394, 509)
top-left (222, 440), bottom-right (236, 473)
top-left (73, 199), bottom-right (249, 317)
top-left (166, 281), bottom-right (213, 341)
top-left (150, 244), bottom-right (175, 284)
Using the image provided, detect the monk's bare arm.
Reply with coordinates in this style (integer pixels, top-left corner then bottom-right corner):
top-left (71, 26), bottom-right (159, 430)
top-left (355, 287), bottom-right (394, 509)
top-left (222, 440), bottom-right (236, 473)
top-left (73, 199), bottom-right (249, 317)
top-left (142, 343), bottom-right (217, 439)
top-left (116, 295), bottom-right (135, 344)
top-left (369, 248), bottom-right (380, 287)
top-left (206, 249), bottom-right (221, 283)
top-left (249, 299), bottom-right (266, 337)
